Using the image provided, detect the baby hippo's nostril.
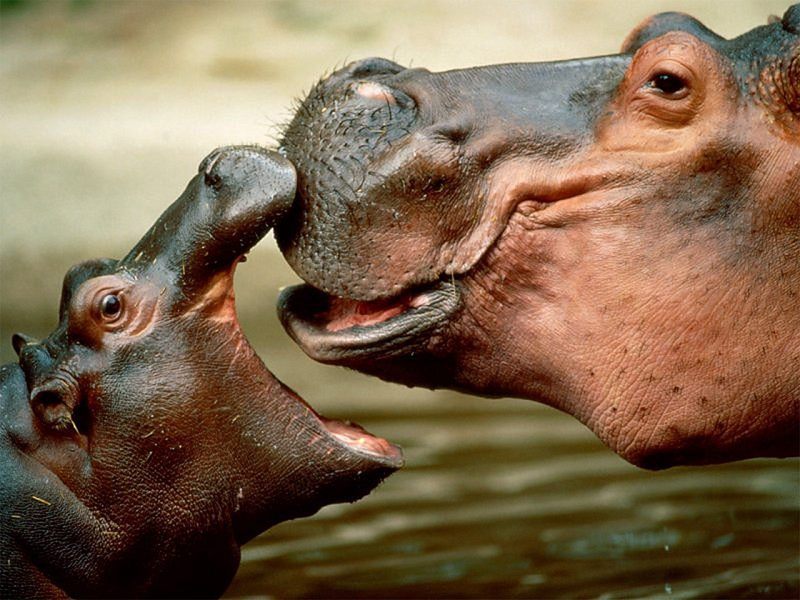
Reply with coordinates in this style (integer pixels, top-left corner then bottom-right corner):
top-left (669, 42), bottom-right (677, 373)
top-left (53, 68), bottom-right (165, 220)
top-left (197, 145), bottom-right (297, 222)
top-left (201, 149), bottom-right (225, 189)
top-left (344, 57), bottom-right (406, 79)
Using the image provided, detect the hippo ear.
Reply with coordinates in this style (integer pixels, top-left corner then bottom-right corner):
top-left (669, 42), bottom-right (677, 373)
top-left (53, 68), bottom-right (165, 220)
top-left (783, 6), bottom-right (800, 112)
top-left (118, 146), bottom-right (295, 298)
top-left (783, 5), bottom-right (800, 34)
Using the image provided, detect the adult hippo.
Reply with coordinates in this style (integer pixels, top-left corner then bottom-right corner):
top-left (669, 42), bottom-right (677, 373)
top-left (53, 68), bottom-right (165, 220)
top-left (276, 6), bottom-right (800, 469)
top-left (0, 146), bottom-right (401, 598)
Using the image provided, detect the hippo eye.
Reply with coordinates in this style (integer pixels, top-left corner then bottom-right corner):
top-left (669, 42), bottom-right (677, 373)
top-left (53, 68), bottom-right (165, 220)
top-left (649, 72), bottom-right (687, 96)
top-left (99, 294), bottom-right (122, 320)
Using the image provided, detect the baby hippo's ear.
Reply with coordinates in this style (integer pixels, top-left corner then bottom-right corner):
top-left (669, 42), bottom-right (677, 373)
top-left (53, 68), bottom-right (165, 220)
top-left (117, 146), bottom-right (296, 299)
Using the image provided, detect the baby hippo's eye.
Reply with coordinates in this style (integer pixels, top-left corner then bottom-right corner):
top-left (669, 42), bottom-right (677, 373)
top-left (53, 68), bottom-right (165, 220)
top-left (649, 72), bottom-right (687, 96)
top-left (99, 293), bottom-right (122, 320)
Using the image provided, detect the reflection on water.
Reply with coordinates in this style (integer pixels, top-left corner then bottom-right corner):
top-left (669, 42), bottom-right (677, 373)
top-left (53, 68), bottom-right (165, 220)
top-left (227, 394), bottom-right (799, 599)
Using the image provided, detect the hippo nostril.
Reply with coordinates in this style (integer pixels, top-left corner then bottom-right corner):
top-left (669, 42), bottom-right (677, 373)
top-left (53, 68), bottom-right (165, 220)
top-left (204, 169), bottom-right (223, 190)
top-left (199, 148), bottom-right (225, 190)
top-left (352, 81), bottom-right (415, 111)
top-left (344, 57), bottom-right (406, 79)
top-left (355, 81), bottom-right (398, 104)
top-left (197, 145), bottom-right (296, 208)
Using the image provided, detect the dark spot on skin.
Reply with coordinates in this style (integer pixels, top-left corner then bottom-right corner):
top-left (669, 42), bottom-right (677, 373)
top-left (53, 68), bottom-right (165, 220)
top-left (672, 386), bottom-right (682, 394)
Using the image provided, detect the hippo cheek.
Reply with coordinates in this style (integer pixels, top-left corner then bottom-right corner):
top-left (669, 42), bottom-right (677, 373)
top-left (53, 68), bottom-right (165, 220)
top-left (85, 333), bottom-right (404, 537)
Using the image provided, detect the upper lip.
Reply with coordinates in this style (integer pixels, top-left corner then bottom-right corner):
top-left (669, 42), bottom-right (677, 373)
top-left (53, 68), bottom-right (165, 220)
top-left (277, 278), bottom-right (461, 363)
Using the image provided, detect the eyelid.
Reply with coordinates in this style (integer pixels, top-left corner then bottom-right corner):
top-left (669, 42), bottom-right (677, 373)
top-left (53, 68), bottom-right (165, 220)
top-left (646, 59), bottom-right (693, 85)
top-left (66, 276), bottom-right (131, 347)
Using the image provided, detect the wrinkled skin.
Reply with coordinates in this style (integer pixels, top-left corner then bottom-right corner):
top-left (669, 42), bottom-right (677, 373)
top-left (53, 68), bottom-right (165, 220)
top-left (277, 7), bottom-right (800, 469)
top-left (0, 146), bottom-right (401, 598)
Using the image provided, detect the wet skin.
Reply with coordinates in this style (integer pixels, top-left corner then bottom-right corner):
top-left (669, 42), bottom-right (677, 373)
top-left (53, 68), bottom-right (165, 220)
top-left (0, 147), bottom-right (401, 598)
top-left (277, 7), bottom-right (800, 469)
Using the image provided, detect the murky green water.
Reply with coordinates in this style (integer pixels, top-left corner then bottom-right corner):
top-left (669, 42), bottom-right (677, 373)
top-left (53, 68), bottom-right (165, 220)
top-left (226, 399), bottom-right (798, 598)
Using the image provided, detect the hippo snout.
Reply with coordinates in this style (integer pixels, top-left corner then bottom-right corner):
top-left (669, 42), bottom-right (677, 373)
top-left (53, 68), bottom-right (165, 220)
top-left (120, 145), bottom-right (296, 299)
top-left (198, 145), bottom-right (296, 224)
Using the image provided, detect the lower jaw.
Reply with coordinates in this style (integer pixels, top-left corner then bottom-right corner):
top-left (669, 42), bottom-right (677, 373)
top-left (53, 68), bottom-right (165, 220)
top-left (277, 278), bottom-right (461, 364)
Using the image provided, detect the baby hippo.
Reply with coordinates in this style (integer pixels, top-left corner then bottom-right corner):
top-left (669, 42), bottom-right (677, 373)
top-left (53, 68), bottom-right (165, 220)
top-left (0, 146), bottom-right (402, 598)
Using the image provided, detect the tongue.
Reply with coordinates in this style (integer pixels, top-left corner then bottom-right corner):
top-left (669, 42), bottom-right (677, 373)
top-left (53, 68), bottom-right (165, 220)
top-left (322, 417), bottom-right (403, 461)
top-left (322, 292), bottom-right (428, 332)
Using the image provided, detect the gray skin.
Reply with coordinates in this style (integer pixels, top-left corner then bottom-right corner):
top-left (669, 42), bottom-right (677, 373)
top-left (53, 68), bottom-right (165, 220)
top-left (276, 7), bottom-right (800, 469)
top-left (0, 146), bottom-right (401, 598)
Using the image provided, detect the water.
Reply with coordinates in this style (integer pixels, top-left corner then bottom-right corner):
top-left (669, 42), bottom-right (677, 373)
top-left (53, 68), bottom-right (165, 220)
top-left (225, 357), bottom-right (799, 598)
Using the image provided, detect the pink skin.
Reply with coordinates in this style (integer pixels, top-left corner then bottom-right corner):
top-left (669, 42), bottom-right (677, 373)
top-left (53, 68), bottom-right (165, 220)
top-left (276, 10), bottom-right (800, 469)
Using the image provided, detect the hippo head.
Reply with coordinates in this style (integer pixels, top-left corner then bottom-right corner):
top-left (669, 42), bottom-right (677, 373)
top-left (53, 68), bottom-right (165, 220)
top-left (276, 7), bottom-right (800, 468)
top-left (1, 147), bottom-right (401, 598)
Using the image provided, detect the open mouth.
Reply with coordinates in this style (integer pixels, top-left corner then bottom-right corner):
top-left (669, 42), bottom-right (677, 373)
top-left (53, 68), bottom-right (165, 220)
top-left (321, 416), bottom-right (402, 465)
top-left (227, 255), bottom-right (404, 471)
top-left (277, 278), bottom-right (461, 363)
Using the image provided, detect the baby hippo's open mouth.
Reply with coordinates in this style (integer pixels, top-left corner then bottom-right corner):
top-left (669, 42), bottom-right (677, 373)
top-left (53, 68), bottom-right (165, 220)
top-left (277, 279), bottom-right (461, 364)
top-left (282, 380), bottom-right (401, 467)
top-left (322, 417), bottom-right (401, 460)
